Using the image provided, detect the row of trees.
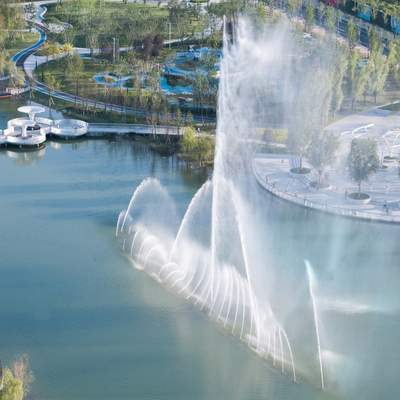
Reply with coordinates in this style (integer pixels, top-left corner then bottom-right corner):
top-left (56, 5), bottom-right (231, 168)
top-left (292, 128), bottom-right (380, 200)
top-left (44, 0), bottom-right (208, 51)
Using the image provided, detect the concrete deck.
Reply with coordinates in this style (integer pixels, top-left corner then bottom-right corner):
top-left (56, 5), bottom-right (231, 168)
top-left (253, 108), bottom-right (400, 223)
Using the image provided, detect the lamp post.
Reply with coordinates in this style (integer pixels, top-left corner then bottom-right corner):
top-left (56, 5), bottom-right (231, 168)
top-left (167, 22), bottom-right (172, 49)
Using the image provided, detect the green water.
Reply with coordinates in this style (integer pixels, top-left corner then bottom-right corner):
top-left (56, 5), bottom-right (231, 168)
top-left (1, 99), bottom-right (400, 400)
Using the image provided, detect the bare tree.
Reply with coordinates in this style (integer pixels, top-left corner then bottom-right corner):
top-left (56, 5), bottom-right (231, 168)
top-left (12, 354), bottom-right (34, 398)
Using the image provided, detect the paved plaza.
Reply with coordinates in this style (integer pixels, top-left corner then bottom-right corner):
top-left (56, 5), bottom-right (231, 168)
top-left (253, 107), bottom-right (400, 223)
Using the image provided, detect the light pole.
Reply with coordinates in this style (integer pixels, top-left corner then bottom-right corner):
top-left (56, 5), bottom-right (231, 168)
top-left (167, 22), bottom-right (172, 49)
top-left (112, 37), bottom-right (116, 63)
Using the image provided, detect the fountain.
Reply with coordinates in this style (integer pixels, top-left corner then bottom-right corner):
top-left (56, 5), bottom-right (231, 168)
top-left (116, 18), bottom-right (379, 393)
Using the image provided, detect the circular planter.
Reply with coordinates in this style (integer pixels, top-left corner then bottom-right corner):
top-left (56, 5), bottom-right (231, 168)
top-left (383, 156), bottom-right (398, 163)
top-left (289, 167), bottom-right (311, 178)
top-left (346, 193), bottom-right (371, 205)
top-left (309, 181), bottom-right (331, 192)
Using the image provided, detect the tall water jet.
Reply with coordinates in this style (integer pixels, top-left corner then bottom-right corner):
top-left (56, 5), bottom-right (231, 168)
top-left (306, 260), bottom-right (325, 390)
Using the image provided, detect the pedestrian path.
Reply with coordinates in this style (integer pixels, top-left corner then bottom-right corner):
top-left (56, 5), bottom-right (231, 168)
top-left (252, 108), bottom-right (400, 223)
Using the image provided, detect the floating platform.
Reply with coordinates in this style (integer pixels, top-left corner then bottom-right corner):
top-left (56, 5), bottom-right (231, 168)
top-left (1, 110), bottom-right (88, 149)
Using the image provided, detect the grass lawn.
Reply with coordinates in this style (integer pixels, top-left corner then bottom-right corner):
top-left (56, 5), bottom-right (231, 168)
top-left (34, 58), bottom-right (105, 94)
top-left (6, 31), bottom-right (40, 58)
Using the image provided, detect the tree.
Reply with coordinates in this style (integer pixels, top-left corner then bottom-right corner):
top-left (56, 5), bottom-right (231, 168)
top-left (27, 73), bottom-right (35, 104)
top-left (330, 44), bottom-right (348, 116)
top-left (196, 133), bottom-right (214, 167)
top-left (9, 66), bottom-right (25, 89)
top-left (346, 51), bottom-right (368, 109)
top-left (317, 2), bottom-right (326, 26)
top-left (61, 43), bottom-right (73, 56)
top-left (324, 5), bottom-right (336, 35)
top-left (0, 368), bottom-right (23, 400)
top-left (175, 107), bottom-right (184, 134)
top-left (336, 9), bottom-right (343, 36)
top-left (305, 0), bottom-right (315, 31)
top-left (12, 354), bottom-right (34, 398)
top-left (347, 138), bottom-right (380, 198)
top-left (44, 71), bottom-right (60, 112)
top-left (286, 0), bottom-right (302, 19)
top-left (112, 56), bottom-right (128, 92)
top-left (63, 27), bottom-right (76, 45)
top-left (175, 12), bottom-right (191, 43)
top-left (346, 21), bottom-right (359, 50)
top-left (387, 40), bottom-right (400, 88)
top-left (287, 70), bottom-right (321, 170)
top-left (180, 125), bottom-right (197, 164)
top-left (306, 130), bottom-right (340, 185)
top-left (41, 42), bottom-right (53, 63)
top-left (143, 34), bottom-right (153, 59)
top-left (23, 2), bottom-right (36, 32)
top-left (368, 27), bottom-right (380, 54)
top-left (366, 47), bottom-right (389, 104)
top-left (153, 34), bottom-right (164, 56)
top-left (67, 52), bottom-right (84, 111)
top-left (86, 30), bottom-right (98, 58)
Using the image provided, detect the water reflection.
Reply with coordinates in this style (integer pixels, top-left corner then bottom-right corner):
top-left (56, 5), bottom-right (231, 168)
top-left (2, 147), bottom-right (46, 165)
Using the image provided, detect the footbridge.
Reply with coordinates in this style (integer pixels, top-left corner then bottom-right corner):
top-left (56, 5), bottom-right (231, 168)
top-left (88, 123), bottom-right (181, 135)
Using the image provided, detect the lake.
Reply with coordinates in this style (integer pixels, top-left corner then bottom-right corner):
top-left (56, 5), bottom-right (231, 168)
top-left (1, 99), bottom-right (399, 399)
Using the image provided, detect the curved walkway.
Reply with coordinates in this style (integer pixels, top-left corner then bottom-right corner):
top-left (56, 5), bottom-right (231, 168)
top-left (253, 108), bottom-right (400, 223)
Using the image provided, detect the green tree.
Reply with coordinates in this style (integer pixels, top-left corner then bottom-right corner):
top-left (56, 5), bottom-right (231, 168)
top-left (387, 39), bottom-right (400, 87)
top-left (306, 130), bottom-right (340, 185)
top-left (317, 2), bottom-right (326, 26)
top-left (346, 21), bottom-right (359, 49)
top-left (180, 125), bottom-right (197, 164)
top-left (67, 51), bottom-right (84, 111)
top-left (367, 47), bottom-right (389, 104)
top-left (287, 70), bottom-right (321, 170)
top-left (287, 0), bottom-right (302, 19)
top-left (196, 133), bottom-right (214, 167)
top-left (367, 27), bottom-right (380, 53)
top-left (44, 71), bottom-right (60, 112)
top-left (324, 5), bottom-right (336, 35)
top-left (336, 9), bottom-right (343, 36)
top-left (330, 44), bottom-right (348, 116)
top-left (347, 138), bottom-right (380, 198)
top-left (0, 368), bottom-right (23, 400)
top-left (41, 42), bottom-right (53, 63)
top-left (86, 30), bottom-right (98, 58)
top-left (346, 51), bottom-right (368, 109)
top-left (27, 73), bottom-right (35, 104)
top-left (305, 0), bottom-right (315, 31)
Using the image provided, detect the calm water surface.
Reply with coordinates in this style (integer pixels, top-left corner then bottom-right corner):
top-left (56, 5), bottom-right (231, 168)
top-left (0, 99), bottom-right (399, 400)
